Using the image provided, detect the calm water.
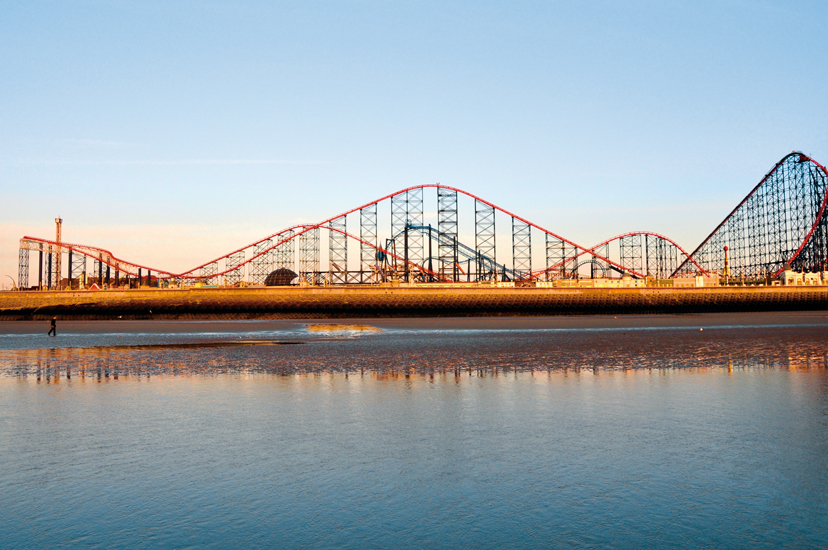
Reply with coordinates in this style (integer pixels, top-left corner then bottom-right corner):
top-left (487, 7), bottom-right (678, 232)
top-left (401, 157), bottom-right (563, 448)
top-left (1, 314), bottom-right (827, 549)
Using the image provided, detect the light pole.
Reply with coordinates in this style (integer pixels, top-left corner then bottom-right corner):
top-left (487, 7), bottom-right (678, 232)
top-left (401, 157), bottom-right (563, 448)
top-left (5, 275), bottom-right (16, 291)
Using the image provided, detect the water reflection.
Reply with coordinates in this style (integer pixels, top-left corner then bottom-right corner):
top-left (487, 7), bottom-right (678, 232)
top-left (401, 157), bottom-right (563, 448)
top-left (2, 324), bottom-right (827, 380)
top-left (2, 323), bottom-right (828, 549)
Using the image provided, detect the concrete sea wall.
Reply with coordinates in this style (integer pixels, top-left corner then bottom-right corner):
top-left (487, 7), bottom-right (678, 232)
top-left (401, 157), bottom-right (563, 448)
top-left (2, 286), bottom-right (828, 320)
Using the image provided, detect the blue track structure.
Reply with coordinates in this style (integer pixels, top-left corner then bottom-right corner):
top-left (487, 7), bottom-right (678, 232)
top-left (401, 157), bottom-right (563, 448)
top-left (387, 225), bottom-right (516, 282)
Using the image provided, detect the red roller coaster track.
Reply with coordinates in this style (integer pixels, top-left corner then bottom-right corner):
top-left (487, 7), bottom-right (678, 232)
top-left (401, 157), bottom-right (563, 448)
top-left (16, 151), bottom-right (828, 288)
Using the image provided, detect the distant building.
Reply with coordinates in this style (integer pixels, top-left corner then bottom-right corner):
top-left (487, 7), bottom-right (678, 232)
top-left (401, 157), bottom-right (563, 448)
top-left (673, 274), bottom-right (720, 288)
top-left (778, 264), bottom-right (825, 286)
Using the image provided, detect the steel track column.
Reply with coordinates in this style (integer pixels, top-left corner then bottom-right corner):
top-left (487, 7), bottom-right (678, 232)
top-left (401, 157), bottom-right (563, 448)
top-left (70, 251), bottom-right (85, 289)
top-left (475, 200), bottom-right (495, 281)
top-left (592, 244), bottom-right (609, 278)
top-left (619, 234), bottom-right (642, 276)
top-left (18, 246), bottom-right (28, 289)
top-left (329, 216), bottom-right (348, 284)
top-left (391, 193), bottom-right (406, 272)
top-left (225, 251), bottom-right (245, 286)
top-left (299, 227), bottom-right (320, 284)
top-left (360, 205), bottom-right (377, 283)
top-left (512, 218), bottom-right (531, 280)
top-left (249, 239), bottom-right (274, 285)
top-left (545, 235), bottom-right (571, 280)
top-left (275, 230), bottom-right (295, 273)
top-left (391, 191), bottom-right (424, 280)
top-left (409, 189), bottom-right (424, 272)
top-left (200, 262), bottom-right (218, 285)
top-left (438, 188), bottom-right (458, 281)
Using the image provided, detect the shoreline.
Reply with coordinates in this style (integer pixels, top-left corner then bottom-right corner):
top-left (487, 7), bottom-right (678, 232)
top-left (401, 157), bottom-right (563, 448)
top-left (2, 311), bottom-right (828, 335)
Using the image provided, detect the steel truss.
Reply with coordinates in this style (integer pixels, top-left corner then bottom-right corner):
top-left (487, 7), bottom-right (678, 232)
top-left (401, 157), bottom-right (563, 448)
top-left (299, 227), bottom-right (320, 284)
top-left (225, 251), bottom-right (245, 285)
top-left (390, 225), bottom-right (514, 283)
top-left (591, 244), bottom-right (610, 278)
top-left (644, 235), bottom-right (679, 279)
top-left (545, 235), bottom-right (575, 280)
top-left (475, 200), bottom-right (495, 281)
top-left (200, 262), bottom-right (218, 284)
top-left (438, 188), bottom-right (459, 281)
top-left (391, 189), bottom-right (423, 281)
top-left (328, 216), bottom-right (348, 284)
top-left (677, 152), bottom-right (828, 278)
top-left (249, 239), bottom-right (274, 285)
top-left (512, 217), bottom-right (531, 280)
top-left (17, 247), bottom-right (28, 289)
top-left (619, 235), bottom-right (643, 276)
top-left (360, 204), bottom-right (377, 283)
top-left (275, 230), bottom-right (295, 272)
top-left (70, 250), bottom-right (86, 289)
top-left (23, 156), bottom-right (823, 288)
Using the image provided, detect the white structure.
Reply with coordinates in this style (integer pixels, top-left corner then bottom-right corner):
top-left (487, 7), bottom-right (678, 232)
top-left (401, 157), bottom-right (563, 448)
top-left (778, 266), bottom-right (824, 286)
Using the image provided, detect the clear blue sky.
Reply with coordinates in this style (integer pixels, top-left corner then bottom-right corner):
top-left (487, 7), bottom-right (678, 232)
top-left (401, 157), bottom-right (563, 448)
top-left (1, 0), bottom-right (826, 282)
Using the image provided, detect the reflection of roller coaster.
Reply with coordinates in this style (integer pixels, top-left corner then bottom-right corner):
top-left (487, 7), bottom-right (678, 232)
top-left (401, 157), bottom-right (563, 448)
top-left (15, 151), bottom-right (828, 289)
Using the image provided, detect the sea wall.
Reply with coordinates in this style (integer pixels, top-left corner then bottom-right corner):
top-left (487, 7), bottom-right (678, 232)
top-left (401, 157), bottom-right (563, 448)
top-left (2, 286), bottom-right (828, 320)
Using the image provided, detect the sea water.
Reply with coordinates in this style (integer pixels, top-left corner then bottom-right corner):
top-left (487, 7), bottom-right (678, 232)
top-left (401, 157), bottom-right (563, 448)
top-left (0, 314), bottom-right (826, 548)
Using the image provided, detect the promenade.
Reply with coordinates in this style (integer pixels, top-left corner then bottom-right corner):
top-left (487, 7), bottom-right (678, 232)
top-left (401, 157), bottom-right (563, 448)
top-left (2, 285), bottom-right (827, 320)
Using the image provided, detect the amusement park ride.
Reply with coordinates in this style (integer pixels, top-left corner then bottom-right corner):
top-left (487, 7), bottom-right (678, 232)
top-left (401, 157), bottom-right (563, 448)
top-left (15, 151), bottom-right (828, 290)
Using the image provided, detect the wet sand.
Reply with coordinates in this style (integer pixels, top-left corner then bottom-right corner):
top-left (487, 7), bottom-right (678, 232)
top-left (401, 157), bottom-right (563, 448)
top-left (3, 310), bottom-right (828, 338)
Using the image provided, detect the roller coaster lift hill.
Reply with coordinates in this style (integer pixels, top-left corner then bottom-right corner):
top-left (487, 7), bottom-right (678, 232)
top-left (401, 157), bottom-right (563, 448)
top-left (15, 152), bottom-right (828, 290)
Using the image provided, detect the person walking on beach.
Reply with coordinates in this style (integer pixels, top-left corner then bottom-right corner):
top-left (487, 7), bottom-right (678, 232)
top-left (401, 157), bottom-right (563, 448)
top-left (47, 317), bottom-right (56, 337)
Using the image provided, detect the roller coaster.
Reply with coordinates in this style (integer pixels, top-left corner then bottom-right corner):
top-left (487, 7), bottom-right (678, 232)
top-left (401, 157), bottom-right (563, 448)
top-left (15, 151), bottom-right (828, 289)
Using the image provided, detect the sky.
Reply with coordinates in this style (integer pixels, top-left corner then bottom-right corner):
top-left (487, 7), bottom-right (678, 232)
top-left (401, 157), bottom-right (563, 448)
top-left (1, 0), bottom-right (827, 286)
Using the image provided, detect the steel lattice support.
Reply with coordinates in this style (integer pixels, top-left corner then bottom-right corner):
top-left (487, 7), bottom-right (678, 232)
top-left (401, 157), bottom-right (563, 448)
top-left (225, 251), bottom-right (245, 286)
top-left (644, 235), bottom-right (679, 279)
top-left (275, 230), bottom-right (295, 271)
top-left (438, 188), bottom-right (458, 281)
top-left (592, 244), bottom-right (609, 278)
top-left (545, 235), bottom-right (573, 280)
top-left (676, 152), bottom-right (828, 278)
top-left (360, 204), bottom-right (377, 283)
top-left (475, 200), bottom-right (495, 281)
top-left (249, 239), bottom-right (274, 285)
top-left (17, 247), bottom-right (28, 290)
top-left (619, 234), bottom-right (643, 276)
top-left (46, 250), bottom-right (54, 289)
top-left (200, 262), bottom-right (218, 284)
top-left (391, 190), bottom-right (424, 280)
top-left (512, 217), bottom-right (531, 280)
top-left (407, 188), bottom-right (424, 270)
top-left (52, 249), bottom-right (62, 288)
top-left (70, 251), bottom-right (86, 289)
top-left (329, 216), bottom-right (348, 284)
top-left (299, 227), bottom-right (320, 284)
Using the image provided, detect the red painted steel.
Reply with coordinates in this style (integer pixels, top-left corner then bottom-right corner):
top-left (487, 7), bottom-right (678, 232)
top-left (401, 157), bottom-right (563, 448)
top-left (23, 152), bottom-right (828, 283)
top-left (676, 152), bottom-right (828, 277)
top-left (167, 184), bottom-right (641, 279)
